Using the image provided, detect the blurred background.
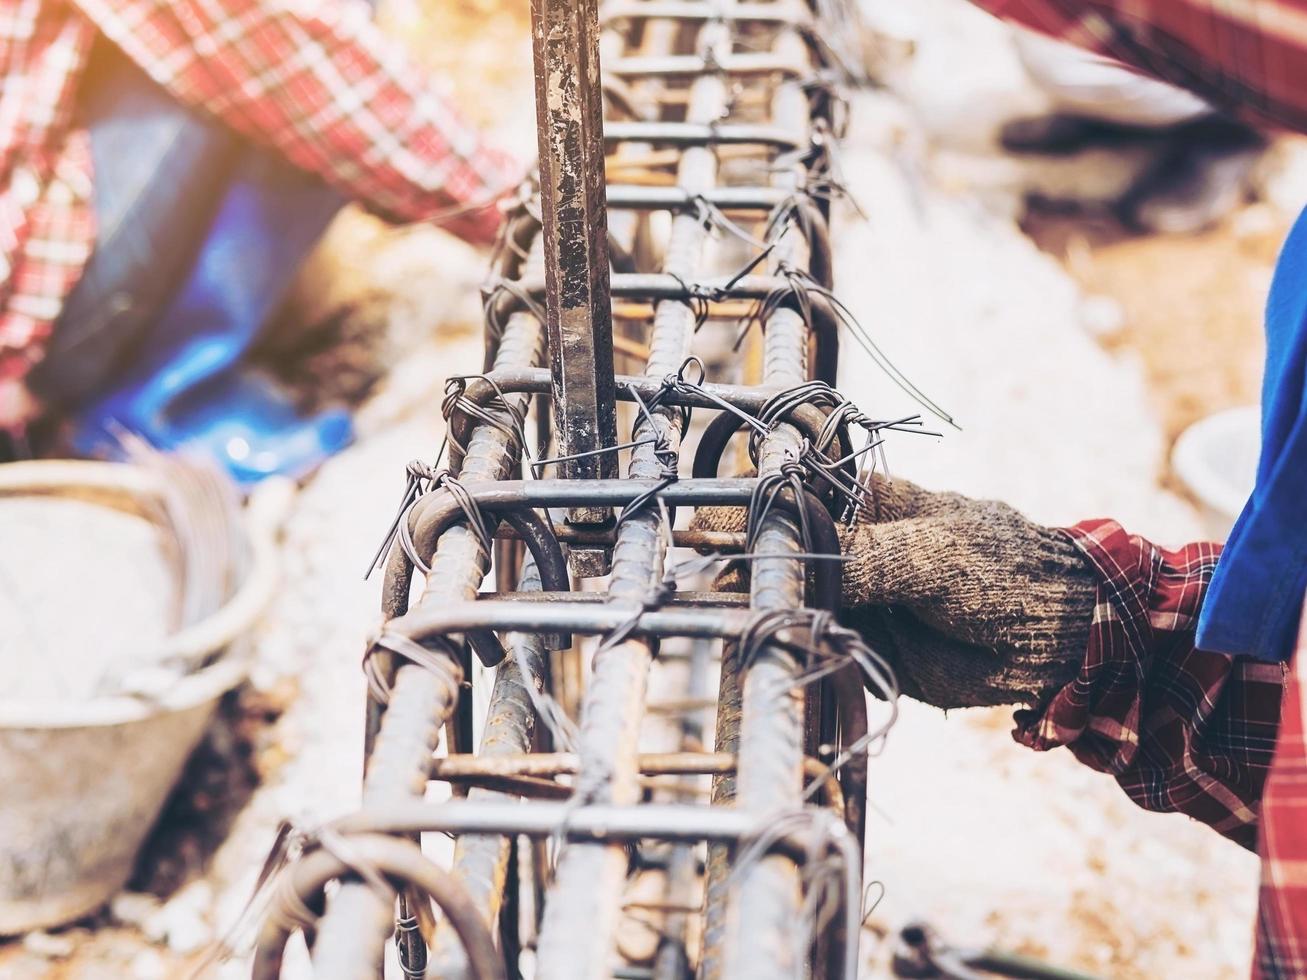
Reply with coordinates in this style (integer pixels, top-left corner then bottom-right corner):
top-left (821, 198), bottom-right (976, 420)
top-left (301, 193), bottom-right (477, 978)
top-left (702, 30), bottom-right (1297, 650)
top-left (1, 0), bottom-right (1296, 975)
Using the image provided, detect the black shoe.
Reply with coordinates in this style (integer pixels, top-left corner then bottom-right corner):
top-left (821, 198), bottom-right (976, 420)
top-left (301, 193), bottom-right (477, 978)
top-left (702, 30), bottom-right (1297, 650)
top-left (1118, 115), bottom-right (1266, 234)
top-left (1000, 112), bottom-right (1159, 156)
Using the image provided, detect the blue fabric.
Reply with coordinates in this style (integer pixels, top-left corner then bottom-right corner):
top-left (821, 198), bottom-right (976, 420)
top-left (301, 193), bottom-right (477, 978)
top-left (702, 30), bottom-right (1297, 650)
top-left (1196, 205), bottom-right (1307, 662)
top-left (26, 43), bottom-right (239, 404)
top-left (72, 162), bottom-right (354, 485)
top-left (36, 42), bottom-right (356, 484)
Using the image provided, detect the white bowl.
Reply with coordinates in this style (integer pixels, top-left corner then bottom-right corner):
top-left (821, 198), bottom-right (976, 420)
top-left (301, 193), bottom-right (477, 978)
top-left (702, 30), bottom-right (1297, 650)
top-left (0, 461), bottom-right (277, 933)
top-left (1171, 406), bottom-right (1260, 541)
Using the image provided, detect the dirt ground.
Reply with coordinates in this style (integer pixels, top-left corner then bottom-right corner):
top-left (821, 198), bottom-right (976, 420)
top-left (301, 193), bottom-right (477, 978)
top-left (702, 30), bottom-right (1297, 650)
top-left (3, 1), bottom-right (1297, 978)
top-left (1025, 207), bottom-right (1274, 449)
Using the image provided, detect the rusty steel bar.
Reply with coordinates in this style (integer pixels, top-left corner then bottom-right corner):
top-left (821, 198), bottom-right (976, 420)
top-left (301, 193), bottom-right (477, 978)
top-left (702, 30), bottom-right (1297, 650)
top-left (498, 271), bottom-right (813, 302)
top-left (606, 53), bottom-right (812, 80)
top-left (606, 185), bottom-right (789, 211)
top-left (599, 0), bottom-right (814, 26)
top-left (430, 751), bottom-right (844, 816)
top-left (532, 14), bottom-right (736, 977)
top-left (426, 559), bottom-right (551, 978)
top-left (531, 0), bottom-right (620, 549)
top-left (312, 307), bottom-right (544, 980)
top-left (471, 589), bottom-right (751, 607)
top-left (329, 800), bottom-right (849, 856)
top-left (703, 19), bottom-right (837, 979)
top-left (722, 22), bottom-right (837, 980)
top-left (493, 523), bottom-right (747, 552)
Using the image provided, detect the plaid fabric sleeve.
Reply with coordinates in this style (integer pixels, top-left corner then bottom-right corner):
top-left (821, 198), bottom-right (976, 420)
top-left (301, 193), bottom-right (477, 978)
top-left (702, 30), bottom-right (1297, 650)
top-left (68, 0), bottom-right (520, 243)
top-left (969, 0), bottom-right (1307, 133)
top-left (0, 1), bottom-right (98, 392)
top-left (1253, 600), bottom-right (1307, 978)
top-left (1012, 518), bottom-right (1285, 851)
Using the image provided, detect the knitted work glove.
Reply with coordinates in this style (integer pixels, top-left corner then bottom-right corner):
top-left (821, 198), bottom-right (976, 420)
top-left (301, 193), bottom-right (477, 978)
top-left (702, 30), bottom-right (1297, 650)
top-left (692, 477), bottom-right (1096, 709)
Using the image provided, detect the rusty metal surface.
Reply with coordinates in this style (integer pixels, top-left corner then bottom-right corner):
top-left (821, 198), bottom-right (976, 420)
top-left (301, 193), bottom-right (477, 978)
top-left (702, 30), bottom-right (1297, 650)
top-left (256, 2), bottom-right (890, 977)
top-left (531, 0), bottom-right (619, 548)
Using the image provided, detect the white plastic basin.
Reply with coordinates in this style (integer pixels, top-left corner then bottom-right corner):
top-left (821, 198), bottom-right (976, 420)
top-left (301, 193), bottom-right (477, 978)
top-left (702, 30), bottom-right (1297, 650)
top-left (1171, 406), bottom-right (1260, 542)
top-left (0, 461), bottom-right (277, 933)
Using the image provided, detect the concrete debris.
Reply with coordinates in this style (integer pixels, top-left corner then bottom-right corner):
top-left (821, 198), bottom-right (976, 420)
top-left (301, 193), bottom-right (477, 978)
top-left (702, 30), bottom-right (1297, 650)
top-left (20, 930), bottom-right (76, 959)
top-left (108, 892), bottom-right (160, 930)
top-left (0, 499), bottom-right (175, 701)
top-left (144, 881), bottom-right (214, 955)
top-left (129, 948), bottom-right (167, 980)
top-left (1078, 294), bottom-right (1127, 338)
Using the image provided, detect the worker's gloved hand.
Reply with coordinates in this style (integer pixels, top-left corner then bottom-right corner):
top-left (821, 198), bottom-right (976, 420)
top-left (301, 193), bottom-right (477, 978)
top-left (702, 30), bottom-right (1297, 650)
top-left (692, 477), bottom-right (1097, 710)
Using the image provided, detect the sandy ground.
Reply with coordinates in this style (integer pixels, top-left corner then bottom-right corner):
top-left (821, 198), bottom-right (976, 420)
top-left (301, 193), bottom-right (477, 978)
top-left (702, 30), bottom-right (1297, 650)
top-left (3, 0), bottom-right (1297, 977)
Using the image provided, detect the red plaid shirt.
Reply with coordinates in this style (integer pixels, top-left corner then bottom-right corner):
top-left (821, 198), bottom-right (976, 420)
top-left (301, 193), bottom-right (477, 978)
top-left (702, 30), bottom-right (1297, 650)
top-left (1013, 520), bottom-right (1302, 976)
top-left (974, 0), bottom-right (1307, 131)
top-left (1256, 613), bottom-right (1307, 977)
top-left (967, 2), bottom-right (1307, 974)
top-left (0, 0), bottom-right (517, 388)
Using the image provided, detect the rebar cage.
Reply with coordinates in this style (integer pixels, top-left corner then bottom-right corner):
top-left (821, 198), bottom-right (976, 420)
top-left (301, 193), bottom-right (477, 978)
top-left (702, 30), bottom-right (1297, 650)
top-left (251, 2), bottom-right (913, 977)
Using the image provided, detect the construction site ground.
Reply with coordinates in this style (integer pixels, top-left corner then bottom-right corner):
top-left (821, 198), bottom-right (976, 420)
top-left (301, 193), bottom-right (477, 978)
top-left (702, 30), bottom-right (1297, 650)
top-left (1, 0), bottom-right (1291, 976)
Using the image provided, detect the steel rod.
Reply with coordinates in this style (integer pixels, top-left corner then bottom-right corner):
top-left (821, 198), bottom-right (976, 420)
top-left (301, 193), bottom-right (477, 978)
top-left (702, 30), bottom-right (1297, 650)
top-left (607, 184), bottom-right (789, 211)
top-left (427, 560), bottom-right (551, 978)
top-left (531, 0), bottom-right (620, 537)
top-left (493, 524), bottom-right (747, 551)
top-left (606, 54), bottom-right (811, 81)
top-left (331, 801), bottom-right (836, 852)
top-left (533, 15), bottom-right (734, 976)
top-left (472, 589), bottom-right (751, 606)
top-left (723, 24), bottom-right (837, 979)
top-left (313, 310), bottom-right (543, 980)
top-left (599, 0), bottom-right (813, 27)
top-left (605, 121), bottom-right (803, 149)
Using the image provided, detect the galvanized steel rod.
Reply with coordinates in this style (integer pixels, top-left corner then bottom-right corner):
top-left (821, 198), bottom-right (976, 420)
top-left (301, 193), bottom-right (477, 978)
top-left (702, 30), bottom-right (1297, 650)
top-left (723, 22), bottom-right (842, 979)
top-left (312, 312), bottom-right (543, 980)
top-left (427, 559), bottom-right (551, 978)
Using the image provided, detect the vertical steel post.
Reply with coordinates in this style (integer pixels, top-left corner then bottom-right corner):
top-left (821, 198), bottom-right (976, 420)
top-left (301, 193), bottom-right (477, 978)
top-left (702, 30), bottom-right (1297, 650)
top-left (721, 25), bottom-right (830, 979)
top-left (532, 16), bottom-right (732, 979)
top-left (530, 0), bottom-right (619, 539)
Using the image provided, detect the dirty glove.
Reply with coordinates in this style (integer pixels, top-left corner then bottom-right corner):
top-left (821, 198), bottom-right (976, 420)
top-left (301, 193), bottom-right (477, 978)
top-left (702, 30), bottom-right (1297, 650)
top-left (692, 477), bottom-right (1096, 709)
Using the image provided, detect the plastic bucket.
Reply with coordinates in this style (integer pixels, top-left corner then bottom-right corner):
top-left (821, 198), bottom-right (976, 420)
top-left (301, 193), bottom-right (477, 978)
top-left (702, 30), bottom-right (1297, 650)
top-left (1170, 406), bottom-right (1260, 542)
top-left (0, 461), bottom-right (277, 934)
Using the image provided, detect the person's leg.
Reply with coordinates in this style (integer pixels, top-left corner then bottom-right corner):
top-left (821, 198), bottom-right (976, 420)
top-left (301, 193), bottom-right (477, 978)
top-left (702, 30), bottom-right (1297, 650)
top-left (73, 148), bottom-right (348, 426)
top-left (25, 41), bottom-right (240, 407)
top-left (71, 146), bottom-right (354, 483)
top-left (1004, 29), bottom-right (1266, 233)
top-left (43, 42), bottom-right (355, 482)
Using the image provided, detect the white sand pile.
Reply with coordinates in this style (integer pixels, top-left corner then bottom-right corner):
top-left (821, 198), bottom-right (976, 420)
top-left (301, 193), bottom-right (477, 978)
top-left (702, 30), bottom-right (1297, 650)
top-left (844, 2), bottom-right (1258, 975)
top-left (0, 498), bottom-right (176, 701)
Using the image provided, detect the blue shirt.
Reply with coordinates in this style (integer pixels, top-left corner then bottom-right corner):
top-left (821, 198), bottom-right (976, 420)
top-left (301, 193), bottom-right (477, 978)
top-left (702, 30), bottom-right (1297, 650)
top-left (1197, 206), bottom-right (1307, 662)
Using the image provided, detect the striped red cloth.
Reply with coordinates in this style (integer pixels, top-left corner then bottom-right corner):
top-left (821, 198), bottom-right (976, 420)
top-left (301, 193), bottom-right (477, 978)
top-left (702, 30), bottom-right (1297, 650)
top-left (974, 0), bottom-right (1307, 131)
top-left (1253, 605), bottom-right (1307, 976)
